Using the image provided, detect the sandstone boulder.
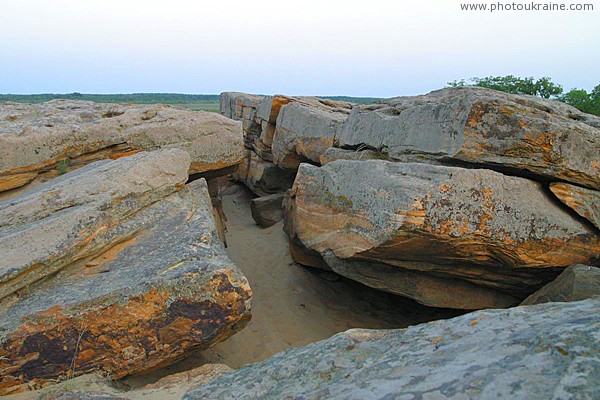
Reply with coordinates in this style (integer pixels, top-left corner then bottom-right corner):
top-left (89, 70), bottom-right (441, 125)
top-left (0, 150), bottom-right (252, 395)
top-left (233, 149), bottom-right (295, 196)
top-left (256, 95), bottom-right (293, 150)
top-left (286, 160), bottom-right (600, 308)
top-left (550, 182), bottom-right (600, 230)
top-left (338, 86), bottom-right (600, 189)
top-left (219, 92), bottom-right (264, 150)
top-left (522, 264), bottom-right (600, 305)
top-left (0, 101), bottom-right (244, 195)
top-left (273, 101), bottom-right (351, 169)
top-left (251, 192), bottom-right (285, 228)
top-left (185, 298), bottom-right (600, 399)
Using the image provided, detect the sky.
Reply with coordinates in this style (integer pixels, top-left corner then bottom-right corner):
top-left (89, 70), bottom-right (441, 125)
top-left (1, 0), bottom-right (598, 97)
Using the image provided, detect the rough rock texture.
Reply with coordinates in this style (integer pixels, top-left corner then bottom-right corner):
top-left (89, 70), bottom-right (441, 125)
top-left (219, 92), bottom-right (264, 151)
top-left (251, 192), bottom-right (284, 228)
top-left (233, 149), bottom-right (296, 196)
top-left (256, 95), bottom-right (293, 150)
top-left (287, 160), bottom-right (600, 308)
top-left (219, 89), bottom-right (600, 308)
top-left (220, 92), bottom-right (353, 171)
top-left (339, 86), bottom-right (600, 190)
top-left (273, 101), bottom-right (351, 169)
top-left (522, 265), bottom-right (600, 305)
top-left (185, 298), bottom-right (600, 400)
top-left (550, 182), bottom-right (600, 231)
top-left (0, 100), bottom-right (244, 193)
top-left (4, 365), bottom-right (234, 400)
top-left (139, 364), bottom-right (234, 392)
top-left (0, 150), bottom-right (252, 395)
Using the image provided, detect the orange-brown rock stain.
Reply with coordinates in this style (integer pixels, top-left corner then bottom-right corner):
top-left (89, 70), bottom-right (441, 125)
top-left (0, 273), bottom-right (252, 396)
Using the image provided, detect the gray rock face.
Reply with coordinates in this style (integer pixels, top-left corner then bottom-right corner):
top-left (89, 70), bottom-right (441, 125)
top-left (185, 297), bottom-right (600, 400)
top-left (273, 102), bottom-right (350, 169)
top-left (251, 192), bottom-right (285, 228)
top-left (0, 100), bottom-right (244, 193)
top-left (339, 86), bottom-right (600, 190)
top-left (0, 150), bottom-right (252, 394)
top-left (219, 92), bottom-right (265, 150)
top-left (522, 265), bottom-right (600, 305)
top-left (286, 159), bottom-right (600, 308)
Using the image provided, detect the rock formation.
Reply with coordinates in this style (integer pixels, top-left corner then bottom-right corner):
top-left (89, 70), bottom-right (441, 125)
top-left (4, 364), bottom-right (233, 400)
top-left (286, 160), bottom-right (600, 308)
top-left (338, 87), bottom-right (600, 189)
top-left (0, 150), bottom-right (252, 395)
top-left (220, 93), bottom-right (352, 195)
top-left (550, 182), bottom-right (600, 230)
top-left (522, 264), bottom-right (600, 305)
top-left (0, 100), bottom-right (244, 194)
top-left (220, 87), bottom-right (600, 309)
top-left (251, 193), bottom-right (285, 228)
top-left (184, 297), bottom-right (600, 399)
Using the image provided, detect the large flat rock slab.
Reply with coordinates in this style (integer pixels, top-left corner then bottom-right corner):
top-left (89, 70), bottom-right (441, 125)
top-left (0, 100), bottom-right (244, 193)
top-left (339, 86), bottom-right (600, 190)
top-left (185, 297), bottom-right (600, 399)
top-left (0, 150), bottom-right (252, 395)
top-left (286, 159), bottom-right (600, 307)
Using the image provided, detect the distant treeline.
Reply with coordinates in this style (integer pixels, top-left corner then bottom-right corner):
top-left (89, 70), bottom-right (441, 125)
top-left (317, 96), bottom-right (383, 104)
top-left (0, 93), bottom-right (221, 104)
top-left (0, 93), bottom-right (382, 105)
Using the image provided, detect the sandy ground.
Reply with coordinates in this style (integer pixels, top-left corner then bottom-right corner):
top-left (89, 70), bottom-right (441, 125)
top-left (126, 184), bottom-right (460, 385)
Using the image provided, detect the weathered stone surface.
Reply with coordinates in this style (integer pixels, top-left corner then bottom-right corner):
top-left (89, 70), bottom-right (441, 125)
top-left (273, 101), bottom-right (351, 169)
top-left (257, 95), bottom-right (294, 126)
top-left (287, 160), bottom-right (600, 307)
top-left (219, 92), bottom-right (264, 150)
top-left (0, 150), bottom-right (252, 395)
top-left (319, 147), bottom-right (388, 164)
top-left (250, 192), bottom-right (284, 228)
top-left (522, 265), bottom-right (600, 305)
top-left (550, 182), bottom-right (600, 230)
top-left (139, 364), bottom-right (234, 392)
top-left (0, 100), bottom-right (244, 193)
top-left (4, 365), bottom-right (233, 400)
top-left (0, 149), bottom-right (189, 299)
top-left (185, 298), bottom-right (600, 400)
top-left (339, 86), bottom-right (600, 189)
top-left (233, 149), bottom-right (296, 196)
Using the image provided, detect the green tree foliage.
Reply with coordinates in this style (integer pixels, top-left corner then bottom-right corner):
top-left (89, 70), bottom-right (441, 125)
top-left (448, 75), bottom-right (563, 98)
top-left (558, 85), bottom-right (600, 116)
top-left (449, 76), bottom-right (599, 116)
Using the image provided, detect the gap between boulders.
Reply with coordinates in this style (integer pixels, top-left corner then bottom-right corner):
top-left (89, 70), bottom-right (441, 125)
top-left (124, 182), bottom-right (463, 387)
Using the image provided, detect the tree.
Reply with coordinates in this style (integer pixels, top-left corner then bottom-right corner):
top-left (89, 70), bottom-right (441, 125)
top-left (559, 85), bottom-right (600, 116)
top-left (533, 77), bottom-right (563, 99)
top-left (559, 89), bottom-right (592, 113)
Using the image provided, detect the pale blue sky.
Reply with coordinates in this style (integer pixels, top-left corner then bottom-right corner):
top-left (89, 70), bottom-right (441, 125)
top-left (1, 0), bottom-right (598, 97)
